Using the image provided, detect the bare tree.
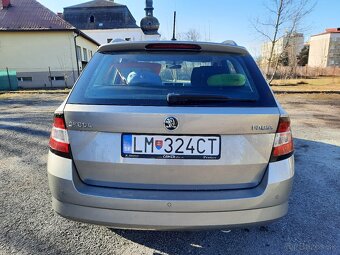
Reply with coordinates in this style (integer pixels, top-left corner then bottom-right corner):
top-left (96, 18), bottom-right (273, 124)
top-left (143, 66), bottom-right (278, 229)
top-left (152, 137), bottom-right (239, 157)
top-left (184, 29), bottom-right (201, 42)
top-left (253, 0), bottom-right (316, 84)
top-left (175, 32), bottom-right (184, 41)
top-left (288, 40), bottom-right (301, 78)
top-left (175, 29), bottom-right (201, 41)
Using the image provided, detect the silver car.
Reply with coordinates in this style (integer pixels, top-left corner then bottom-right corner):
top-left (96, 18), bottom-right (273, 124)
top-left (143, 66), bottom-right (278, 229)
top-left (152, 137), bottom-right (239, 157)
top-left (48, 41), bottom-right (294, 230)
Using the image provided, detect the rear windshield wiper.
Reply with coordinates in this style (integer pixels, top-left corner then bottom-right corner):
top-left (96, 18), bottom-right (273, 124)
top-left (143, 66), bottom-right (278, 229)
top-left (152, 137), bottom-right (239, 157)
top-left (167, 93), bottom-right (257, 105)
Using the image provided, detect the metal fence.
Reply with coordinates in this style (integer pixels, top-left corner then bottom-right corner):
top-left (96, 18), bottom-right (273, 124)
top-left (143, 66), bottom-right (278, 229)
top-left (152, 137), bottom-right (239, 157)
top-left (0, 68), bottom-right (18, 91)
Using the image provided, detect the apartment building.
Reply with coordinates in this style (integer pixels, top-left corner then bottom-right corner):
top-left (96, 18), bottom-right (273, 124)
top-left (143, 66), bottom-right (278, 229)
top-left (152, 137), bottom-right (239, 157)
top-left (308, 28), bottom-right (340, 68)
top-left (260, 32), bottom-right (304, 67)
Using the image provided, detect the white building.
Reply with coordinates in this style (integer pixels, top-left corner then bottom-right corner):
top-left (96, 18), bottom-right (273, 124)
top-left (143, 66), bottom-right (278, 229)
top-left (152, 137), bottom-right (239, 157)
top-left (63, 0), bottom-right (160, 45)
top-left (260, 32), bottom-right (304, 67)
top-left (82, 28), bottom-right (159, 44)
top-left (0, 0), bottom-right (99, 89)
top-left (308, 28), bottom-right (340, 68)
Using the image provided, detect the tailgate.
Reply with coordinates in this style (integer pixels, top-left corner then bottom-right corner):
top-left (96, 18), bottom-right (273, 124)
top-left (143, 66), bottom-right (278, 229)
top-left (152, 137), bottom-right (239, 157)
top-left (64, 104), bottom-right (279, 190)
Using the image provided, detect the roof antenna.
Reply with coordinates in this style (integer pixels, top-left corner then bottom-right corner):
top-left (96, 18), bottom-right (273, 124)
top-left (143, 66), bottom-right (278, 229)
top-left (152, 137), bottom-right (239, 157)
top-left (171, 11), bottom-right (177, 41)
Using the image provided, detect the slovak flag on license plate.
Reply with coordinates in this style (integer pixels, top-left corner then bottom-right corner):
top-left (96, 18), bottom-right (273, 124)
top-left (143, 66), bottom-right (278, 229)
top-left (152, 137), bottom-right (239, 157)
top-left (155, 140), bottom-right (163, 150)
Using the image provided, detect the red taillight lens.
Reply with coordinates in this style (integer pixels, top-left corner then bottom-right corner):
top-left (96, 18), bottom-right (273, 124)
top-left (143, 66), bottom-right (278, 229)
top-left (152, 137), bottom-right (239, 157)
top-left (53, 116), bottom-right (66, 129)
top-left (49, 114), bottom-right (70, 158)
top-left (270, 117), bottom-right (294, 162)
top-left (145, 43), bottom-right (202, 51)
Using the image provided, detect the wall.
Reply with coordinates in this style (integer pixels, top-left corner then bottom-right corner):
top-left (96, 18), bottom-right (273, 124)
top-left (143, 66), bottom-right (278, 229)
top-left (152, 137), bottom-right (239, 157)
top-left (327, 33), bottom-right (340, 67)
top-left (63, 6), bottom-right (138, 30)
top-left (0, 31), bottom-right (98, 88)
top-left (75, 34), bottom-right (99, 73)
top-left (308, 34), bottom-right (331, 68)
top-left (82, 28), bottom-right (160, 45)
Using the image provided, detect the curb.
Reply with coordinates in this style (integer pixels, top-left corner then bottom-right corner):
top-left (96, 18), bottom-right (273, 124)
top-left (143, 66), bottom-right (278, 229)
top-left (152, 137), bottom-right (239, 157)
top-left (0, 91), bottom-right (70, 95)
top-left (273, 91), bottom-right (340, 94)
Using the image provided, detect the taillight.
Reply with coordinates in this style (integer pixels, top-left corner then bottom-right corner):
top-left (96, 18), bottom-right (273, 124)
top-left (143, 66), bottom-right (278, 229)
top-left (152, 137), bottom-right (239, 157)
top-left (270, 117), bottom-right (294, 162)
top-left (49, 114), bottom-right (71, 158)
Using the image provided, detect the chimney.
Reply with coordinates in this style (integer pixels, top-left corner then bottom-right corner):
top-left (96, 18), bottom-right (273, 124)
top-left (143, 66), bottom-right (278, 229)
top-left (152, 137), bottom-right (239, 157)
top-left (1, 0), bottom-right (11, 9)
top-left (57, 12), bottom-right (63, 19)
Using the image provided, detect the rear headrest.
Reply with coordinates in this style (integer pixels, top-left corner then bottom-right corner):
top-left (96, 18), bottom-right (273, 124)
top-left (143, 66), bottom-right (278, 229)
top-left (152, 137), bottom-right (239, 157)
top-left (191, 66), bottom-right (227, 86)
top-left (127, 70), bottom-right (162, 86)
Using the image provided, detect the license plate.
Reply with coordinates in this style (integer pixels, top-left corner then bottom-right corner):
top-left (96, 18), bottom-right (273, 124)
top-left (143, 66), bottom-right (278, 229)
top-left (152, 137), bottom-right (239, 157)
top-left (122, 134), bottom-right (221, 160)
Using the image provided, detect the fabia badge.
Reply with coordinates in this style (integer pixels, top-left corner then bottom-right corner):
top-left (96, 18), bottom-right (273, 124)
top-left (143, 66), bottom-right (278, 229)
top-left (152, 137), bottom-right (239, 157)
top-left (164, 117), bottom-right (178, 131)
top-left (252, 125), bottom-right (273, 131)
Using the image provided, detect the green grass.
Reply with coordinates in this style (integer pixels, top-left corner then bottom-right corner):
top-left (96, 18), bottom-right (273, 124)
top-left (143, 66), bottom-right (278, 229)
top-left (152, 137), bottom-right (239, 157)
top-left (271, 76), bottom-right (340, 92)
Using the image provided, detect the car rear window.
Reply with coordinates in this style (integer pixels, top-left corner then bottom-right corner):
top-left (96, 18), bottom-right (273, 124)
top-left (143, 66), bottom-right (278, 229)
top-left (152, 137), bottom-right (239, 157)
top-left (68, 51), bottom-right (277, 107)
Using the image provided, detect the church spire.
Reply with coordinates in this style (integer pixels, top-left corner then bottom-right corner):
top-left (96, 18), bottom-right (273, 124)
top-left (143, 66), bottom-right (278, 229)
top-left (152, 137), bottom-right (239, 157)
top-left (145, 0), bottom-right (154, 16)
top-left (140, 0), bottom-right (160, 35)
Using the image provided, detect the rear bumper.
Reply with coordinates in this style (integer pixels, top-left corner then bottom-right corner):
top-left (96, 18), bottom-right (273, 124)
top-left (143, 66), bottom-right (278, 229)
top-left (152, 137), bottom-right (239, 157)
top-left (53, 198), bottom-right (288, 230)
top-left (48, 152), bottom-right (294, 230)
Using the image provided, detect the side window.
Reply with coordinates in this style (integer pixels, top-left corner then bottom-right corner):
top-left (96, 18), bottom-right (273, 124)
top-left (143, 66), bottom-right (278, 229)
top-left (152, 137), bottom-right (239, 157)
top-left (18, 77), bottom-right (33, 82)
top-left (76, 46), bottom-right (82, 61)
top-left (83, 48), bottom-right (88, 62)
top-left (49, 76), bottom-right (65, 81)
top-left (227, 60), bottom-right (237, 73)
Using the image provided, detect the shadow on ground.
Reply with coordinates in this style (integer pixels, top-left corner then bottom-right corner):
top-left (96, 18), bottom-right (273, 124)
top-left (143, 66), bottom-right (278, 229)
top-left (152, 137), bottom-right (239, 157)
top-left (109, 138), bottom-right (340, 255)
top-left (0, 113), bottom-right (339, 255)
top-left (0, 98), bottom-right (62, 107)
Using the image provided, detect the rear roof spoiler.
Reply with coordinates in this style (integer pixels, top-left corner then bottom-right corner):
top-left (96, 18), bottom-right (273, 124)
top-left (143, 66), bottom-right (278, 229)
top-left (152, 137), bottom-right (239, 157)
top-left (98, 41), bottom-right (249, 55)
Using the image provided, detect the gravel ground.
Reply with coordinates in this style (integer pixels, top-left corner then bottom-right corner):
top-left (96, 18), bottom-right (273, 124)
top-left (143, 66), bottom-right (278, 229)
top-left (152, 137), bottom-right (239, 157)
top-left (0, 94), bottom-right (339, 255)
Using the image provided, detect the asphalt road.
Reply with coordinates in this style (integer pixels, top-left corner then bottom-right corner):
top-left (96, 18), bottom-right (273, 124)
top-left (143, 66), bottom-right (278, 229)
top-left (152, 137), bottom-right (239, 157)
top-left (0, 94), bottom-right (339, 255)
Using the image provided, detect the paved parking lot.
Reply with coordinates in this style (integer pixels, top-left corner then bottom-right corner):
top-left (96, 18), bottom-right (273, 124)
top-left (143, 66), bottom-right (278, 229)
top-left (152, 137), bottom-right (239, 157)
top-left (0, 93), bottom-right (339, 255)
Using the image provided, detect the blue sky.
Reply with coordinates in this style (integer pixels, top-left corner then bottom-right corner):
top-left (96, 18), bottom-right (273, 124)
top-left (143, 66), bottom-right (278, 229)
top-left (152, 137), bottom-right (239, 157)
top-left (39, 0), bottom-right (340, 55)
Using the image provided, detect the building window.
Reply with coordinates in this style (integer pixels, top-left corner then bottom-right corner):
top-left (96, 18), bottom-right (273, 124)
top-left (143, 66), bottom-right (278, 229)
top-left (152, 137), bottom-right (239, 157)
top-left (17, 77), bottom-right (32, 82)
top-left (83, 48), bottom-right (88, 62)
top-left (107, 38), bottom-right (113, 43)
top-left (89, 50), bottom-right (93, 59)
top-left (90, 15), bottom-right (95, 23)
top-left (76, 46), bottom-right (81, 61)
top-left (49, 76), bottom-right (65, 81)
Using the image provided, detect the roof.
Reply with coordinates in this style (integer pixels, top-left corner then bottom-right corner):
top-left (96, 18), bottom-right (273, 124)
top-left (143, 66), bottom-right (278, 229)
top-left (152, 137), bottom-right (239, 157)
top-left (0, 0), bottom-right (75, 31)
top-left (64, 0), bottom-right (124, 9)
top-left (98, 41), bottom-right (249, 55)
top-left (63, 0), bottom-right (138, 30)
top-left (311, 28), bottom-right (340, 37)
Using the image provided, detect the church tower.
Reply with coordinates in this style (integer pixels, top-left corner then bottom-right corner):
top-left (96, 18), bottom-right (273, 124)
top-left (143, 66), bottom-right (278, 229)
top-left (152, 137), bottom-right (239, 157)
top-left (140, 0), bottom-right (160, 36)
